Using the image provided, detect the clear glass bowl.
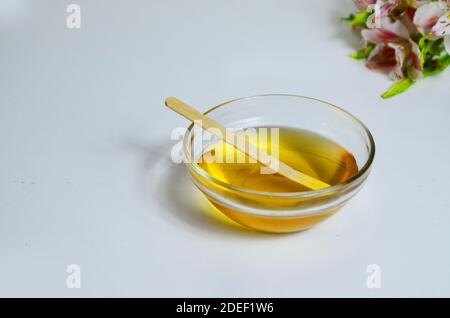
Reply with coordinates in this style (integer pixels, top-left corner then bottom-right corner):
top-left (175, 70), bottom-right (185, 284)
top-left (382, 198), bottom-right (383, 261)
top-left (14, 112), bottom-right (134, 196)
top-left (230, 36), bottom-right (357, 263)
top-left (183, 94), bottom-right (375, 233)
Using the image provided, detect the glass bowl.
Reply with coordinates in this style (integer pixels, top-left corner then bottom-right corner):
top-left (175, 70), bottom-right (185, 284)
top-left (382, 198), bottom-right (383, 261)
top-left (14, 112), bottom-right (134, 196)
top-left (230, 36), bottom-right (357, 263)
top-left (183, 94), bottom-right (375, 233)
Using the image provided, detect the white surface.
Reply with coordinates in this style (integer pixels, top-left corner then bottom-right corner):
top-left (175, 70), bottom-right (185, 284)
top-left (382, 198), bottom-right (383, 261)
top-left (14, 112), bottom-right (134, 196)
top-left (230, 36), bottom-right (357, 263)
top-left (1, 0), bottom-right (449, 297)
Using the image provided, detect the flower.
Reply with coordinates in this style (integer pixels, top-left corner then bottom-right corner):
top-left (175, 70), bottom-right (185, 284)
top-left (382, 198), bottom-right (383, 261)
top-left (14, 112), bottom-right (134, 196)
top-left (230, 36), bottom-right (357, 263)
top-left (353, 0), bottom-right (376, 10)
top-left (354, 0), bottom-right (401, 21)
top-left (345, 0), bottom-right (450, 98)
top-left (414, 1), bottom-right (450, 53)
top-left (362, 17), bottom-right (422, 80)
top-left (354, 0), bottom-right (400, 15)
top-left (432, 10), bottom-right (450, 54)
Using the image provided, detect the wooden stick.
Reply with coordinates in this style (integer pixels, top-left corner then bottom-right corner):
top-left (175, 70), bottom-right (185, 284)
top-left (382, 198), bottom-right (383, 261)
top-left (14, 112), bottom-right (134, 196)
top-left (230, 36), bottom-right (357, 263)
top-left (165, 97), bottom-right (330, 190)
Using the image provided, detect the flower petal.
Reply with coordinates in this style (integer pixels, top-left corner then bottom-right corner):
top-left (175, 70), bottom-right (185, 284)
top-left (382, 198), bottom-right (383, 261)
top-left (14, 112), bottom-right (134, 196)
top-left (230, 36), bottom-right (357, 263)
top-left (353, 0), bottom-right (376, 9)
top-left (387, 43), bottom-right (406, 80)
top-left (407, 39), bottom-right (424, 79)
top-left (362, 17), bottom-right (410, 44)
top-left (431, 12), bottom-right (450, 36)
top-left (410, 40), bottom-right (422, 71)
top-left (400, 7), bottom-right (420, 34)
top-left (367, 44), bottom-right (396, 68)
top-left (367, 44), bottom-right (404, 80)
top-left (413, 0), bottom-right (435, 8)
top-left (414, 2), bottom-right (448, 34)
top-left (377, 0), bottom-right (401, 16)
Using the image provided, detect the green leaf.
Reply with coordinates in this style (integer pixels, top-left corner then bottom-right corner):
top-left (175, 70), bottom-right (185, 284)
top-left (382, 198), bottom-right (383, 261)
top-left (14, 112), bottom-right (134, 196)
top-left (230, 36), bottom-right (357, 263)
top-left (418, 35), bottom-right (432, 48)
top-left (382, 78), bottom-right (416, 99)
top-left (342, 10), bottom-right (370, 28)
top-left (424, 54), bottom-right (450, 77)
top-left (350, 43), bottom-right (376, 60)
top-left (420, 40), bottom-right (434, 66)
top-left (410, 32), bottom-right (423, 43)
top-left (428, 39), bottom-right (445, 56)
top-left (420, 37), bottom-right (445, 66)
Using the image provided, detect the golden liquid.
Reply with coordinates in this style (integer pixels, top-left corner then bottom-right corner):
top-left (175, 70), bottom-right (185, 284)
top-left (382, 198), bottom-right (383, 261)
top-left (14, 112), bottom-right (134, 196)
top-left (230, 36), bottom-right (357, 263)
top-left (194, 127), bottom-right (359, 233)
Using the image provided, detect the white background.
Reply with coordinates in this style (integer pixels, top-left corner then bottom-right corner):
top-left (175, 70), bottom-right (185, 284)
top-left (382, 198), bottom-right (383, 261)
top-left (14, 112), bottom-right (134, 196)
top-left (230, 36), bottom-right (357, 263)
top-left (1, 0), bottom-right (449, 297)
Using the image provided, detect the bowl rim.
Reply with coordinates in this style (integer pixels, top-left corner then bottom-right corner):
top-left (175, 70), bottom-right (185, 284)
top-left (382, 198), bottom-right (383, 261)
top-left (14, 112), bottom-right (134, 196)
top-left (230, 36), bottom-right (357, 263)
top-left (183, 94), bottom-right (375, 198)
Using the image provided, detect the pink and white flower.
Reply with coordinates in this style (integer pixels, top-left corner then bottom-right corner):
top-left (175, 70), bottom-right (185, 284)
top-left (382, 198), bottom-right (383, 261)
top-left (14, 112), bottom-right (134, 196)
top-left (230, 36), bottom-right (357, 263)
top-left (346, 0), bottom-right (450, 97)
top-left (353, 0), bottom-right (376, 9)
top-left (432, 11), bottom-right (450, 53)
top-left (362, 17), bottom-right (423, 80)
top-left (354, 0), bottom-right (405, 30)
top-left (413, 0), bottom-right (450, 53)
top-left (354, 0), bottom-right (401, 16)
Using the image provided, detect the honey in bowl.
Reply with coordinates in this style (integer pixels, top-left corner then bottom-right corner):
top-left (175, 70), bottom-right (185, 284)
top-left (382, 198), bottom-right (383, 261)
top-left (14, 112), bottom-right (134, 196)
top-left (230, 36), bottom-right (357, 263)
top-left (192, 127), bottom-right (359, 233)
top-left (180, 94), bottom-right (375, 234)
top-left (199, 127), bottom-right (358, 193)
